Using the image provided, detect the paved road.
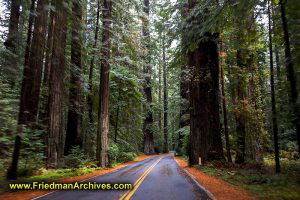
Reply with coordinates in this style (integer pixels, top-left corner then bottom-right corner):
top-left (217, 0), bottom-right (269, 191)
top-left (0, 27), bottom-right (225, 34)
top-left (38, 154), bottom-right (212, 200)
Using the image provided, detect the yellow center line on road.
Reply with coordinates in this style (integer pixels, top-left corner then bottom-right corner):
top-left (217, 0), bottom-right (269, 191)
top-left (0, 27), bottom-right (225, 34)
top-left (119, 156), bottom-right (164, 200)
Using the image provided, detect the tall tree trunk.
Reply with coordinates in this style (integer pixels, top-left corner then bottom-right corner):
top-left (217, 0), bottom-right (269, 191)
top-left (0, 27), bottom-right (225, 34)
top-left (142, 0), bottom-right (154, 155)
top-left (268, 0), bottom-right (280, 173)
top-left (4, 0), bottom-right (21, 86)
top-left (43, 15), bottom-right (55, 85)
top-left (188, 33), bottom-right (221, 165)
top-left (24, 0), bottom-right (36, 70)
top-left (87, 0), bottom-right (101, 124)
top-left (64, 0), bottom-right (83, 155)
top-left (19, 0), bottom-right (49, 126)
top-left (6, 0), bottom-right (36, 180)
top-left (207, 33), bottom-right (224, 161)
top-left (220, 43), bottom-right (232, 163)
top-left (279, 0), bottom-right (300, 154)
top-left (272, 4), bottom-right (281, 80)
top-left (163, 35), bottom-right (168, 153)
top-left (186, 0), bottom-right (223, 165)
top-left (96, 0), bottom-right (112, 167)
top-left (178, 2), bottom-right (189, 152)
top-left (47, 0), bottom-right (68, 168)
top-left (158, 57), bottom-right (162, 134)
top-left (179, 64), bottom-right (189, 151)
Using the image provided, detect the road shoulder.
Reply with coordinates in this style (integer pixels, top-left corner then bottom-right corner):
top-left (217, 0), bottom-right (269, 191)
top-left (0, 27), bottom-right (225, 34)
top-left (175, 157), bottom-right (256, 200)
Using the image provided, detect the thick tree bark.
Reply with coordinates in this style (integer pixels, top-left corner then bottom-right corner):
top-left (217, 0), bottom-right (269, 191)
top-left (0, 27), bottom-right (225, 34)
top-left (24, 0), bottom-right (36, 70)
top-left (179, 64), bottom-right (189, 151)
top-left (220, 43), bottom-right (232, 163)
top-left (64, 0), bottom-right (83, 155)
top-left (43, 15), bottom-right (54, 85)
top-left (19, 0), bottom-right (49, 126)
top-left (268, 0), bottom-right (280, 173)
top-left (87, 0), bottom-right (101, 124)
top-left (186, 0), bottom-right (223, 165)
top-left (207, 34), bottom-right (224, 161)
top-left (47, 0), bottom-right (68, 168)
top-left (163, 35), bottom-right (168, 153)
top-left (189, 50), bottom-right (209, 165)
top-left (142, 0), bottom-right (155, 155)
top-left (279, 0), bottom-right (300, 154)
top-left (188, 33), bottom-right (221, 165)
top-left (96, 0), bottom-right (112, 167)
top-left (178, 3), bottom-right (189, 151)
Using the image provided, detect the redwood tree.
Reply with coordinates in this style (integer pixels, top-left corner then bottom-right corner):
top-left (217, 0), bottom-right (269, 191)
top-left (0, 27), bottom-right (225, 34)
top-left (43, 15), bottom-right (55, 85)
top-left (186, 0), bottom-right (223, 165)
top-left (23, 0), bottom-right (36, 70)
top-left (142, 0), bottom-right (155, 155)
top-left (96, 0), bottom-right (112, 167)
top-left (268, 0), bottom-right (280, 173)
top-left (19, 0), bottom-right (50, 126)
top-left (87, 0), bottom-right (101, 124)
top-left (47, 0), bottom-right (69, 168)
top-left (162, 34), bottom-right (168, 153)
top-left (64, 0), bottom-right (83, 155)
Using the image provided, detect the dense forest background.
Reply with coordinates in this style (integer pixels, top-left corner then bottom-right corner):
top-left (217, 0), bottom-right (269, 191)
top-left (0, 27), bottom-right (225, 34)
top-left (0, 0), bottom-right (299, 184)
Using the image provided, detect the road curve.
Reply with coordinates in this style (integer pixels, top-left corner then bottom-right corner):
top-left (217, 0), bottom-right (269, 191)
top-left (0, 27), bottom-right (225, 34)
top-left (38, 153), bottom-right (212, 200)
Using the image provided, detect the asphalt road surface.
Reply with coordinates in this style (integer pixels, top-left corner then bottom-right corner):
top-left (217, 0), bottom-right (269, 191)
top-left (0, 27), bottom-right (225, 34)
top-left (38, 153), bottom-right (213, 200)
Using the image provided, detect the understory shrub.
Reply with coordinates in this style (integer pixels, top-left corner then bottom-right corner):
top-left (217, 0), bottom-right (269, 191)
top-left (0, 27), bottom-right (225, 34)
top-left (61, 146), bottom-right (88, 168)
top-left (117, 152), bottom-right (137, 163)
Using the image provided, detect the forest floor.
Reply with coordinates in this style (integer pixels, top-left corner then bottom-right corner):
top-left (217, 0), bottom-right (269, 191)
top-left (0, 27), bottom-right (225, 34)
top-left (176, 156), bottom-right (300, 200)
top-left (0, 154), bottom-right (157, 200)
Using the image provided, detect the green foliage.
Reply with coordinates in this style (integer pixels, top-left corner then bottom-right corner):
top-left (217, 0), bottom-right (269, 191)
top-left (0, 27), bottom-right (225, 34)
top-left (17, 129), bottom-right (45, 177)
top-left (24, 167), bottom-right (100, 181)
top-left (61, 146), bottom-right (87, 168)
top-left (182, 126), bottom-right (191, 156)
top-left (0, 127), bottom-right (46, 177)
top-left (285, 141), bottom-right (298, 152)
top-left (108, 143), bottom-right (120, 163)
top-left (201, 157), bottom-right (300, 199)
top-left (117, 152), bottom-right (137, 163)
top-left (0, 77), bottom-right (19, 132)
top-left (108, 143), bottom-right (137, 164)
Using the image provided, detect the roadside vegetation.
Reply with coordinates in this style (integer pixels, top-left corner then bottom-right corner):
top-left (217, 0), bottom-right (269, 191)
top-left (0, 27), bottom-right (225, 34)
top-left (0, 0), bottom-right (300, 199)
top-left (192, 153), bottom-right (300, 200)
top-left (0, 147), bottom-right (139, 194)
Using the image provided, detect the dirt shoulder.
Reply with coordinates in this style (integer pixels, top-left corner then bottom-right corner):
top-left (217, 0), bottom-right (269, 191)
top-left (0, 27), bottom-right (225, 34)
top-left (175, 157), bottom-right (256, 200)
top-left (0, 154), bottom-right (157, 200)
